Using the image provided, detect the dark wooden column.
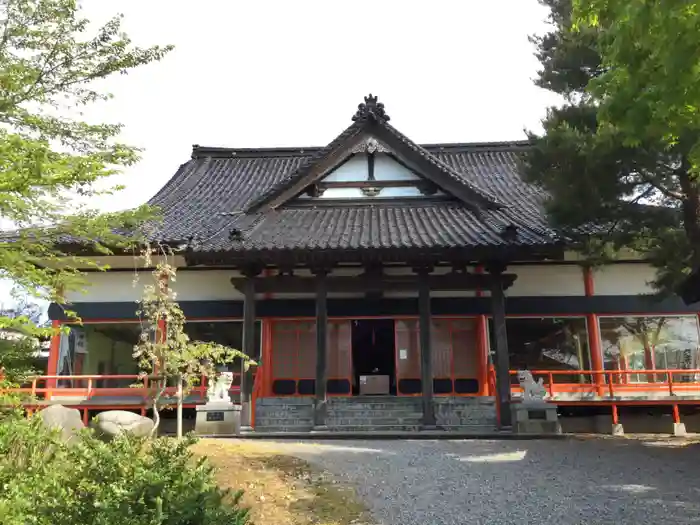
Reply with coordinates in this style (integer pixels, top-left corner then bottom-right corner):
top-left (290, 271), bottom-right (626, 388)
top-left (488, 263), bottom-right (512, 429)
top-left (240, 269), bottom-right (258, 430)
top-left (313, 268), bottom-right (329, 428)
top-left (417, 267), bottom-right (436, 428)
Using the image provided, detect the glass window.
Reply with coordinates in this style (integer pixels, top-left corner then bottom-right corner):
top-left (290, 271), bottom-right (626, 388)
top-left (184, 320), bottom-right (262, 372)
top-left (488, 317), bottom-right (591, 384)
top-left (599, 316), bottom-right (700, 383)
top-left (57, 323), bottom-right (143, 388)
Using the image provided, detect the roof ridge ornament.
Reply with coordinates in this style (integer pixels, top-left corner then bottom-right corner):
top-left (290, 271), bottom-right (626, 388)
top-left (352, 94), bottom-right (390, 122)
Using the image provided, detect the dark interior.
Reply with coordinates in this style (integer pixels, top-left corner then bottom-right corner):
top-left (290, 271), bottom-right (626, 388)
top-left (351, 318), bottom-right (396, 395)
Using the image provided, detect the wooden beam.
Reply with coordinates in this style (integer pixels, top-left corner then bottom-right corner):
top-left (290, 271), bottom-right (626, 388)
top-left (314, 269), bottom-right (329, 428)
top-left (418, 268), bottom-right (436, 427)
top-left (240, 274), bottom-right (256, 430)
top-left (489, 267), bottom-right (512, 429)
top-left (318, 180), bottom-right (426, 189)
top-left (231, 272), bottom-right (515, 294)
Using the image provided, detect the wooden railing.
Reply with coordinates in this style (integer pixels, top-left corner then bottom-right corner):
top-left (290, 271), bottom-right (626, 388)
top-left (0, 374), bottom-right (242, 404)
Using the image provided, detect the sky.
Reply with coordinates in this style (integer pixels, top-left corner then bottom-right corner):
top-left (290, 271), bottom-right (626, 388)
top-left (2, 0), bottom-right (561, 307)
top-left (79, 0), bottom-right (562, 212)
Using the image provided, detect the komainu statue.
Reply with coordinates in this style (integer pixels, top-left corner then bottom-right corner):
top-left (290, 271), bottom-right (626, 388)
top-left (206, 371), bottom-right (234, 404)
top-left (517, 370), bottom-right (547, 401)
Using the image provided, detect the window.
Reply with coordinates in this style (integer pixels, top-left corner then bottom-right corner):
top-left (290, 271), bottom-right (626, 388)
top-left (184, 320), bottom-right (262, 373)
top-left (57, 323), bottom-right (143, 388)
top-left (599, 316), bottom-right (700, 383)
top-left (488, 317), bottom-right (591, 384)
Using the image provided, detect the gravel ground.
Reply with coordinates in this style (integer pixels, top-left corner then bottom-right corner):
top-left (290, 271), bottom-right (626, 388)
top-left (263, 438), bottom-right (700, 525)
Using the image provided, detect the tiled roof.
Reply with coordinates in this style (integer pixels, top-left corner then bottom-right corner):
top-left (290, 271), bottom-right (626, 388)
top-left (145, 93), bottom-right (559, 260)
top-left (148, 139), bottom-right (560, 258)
top-left (245, 119), bottom-right (504, 213)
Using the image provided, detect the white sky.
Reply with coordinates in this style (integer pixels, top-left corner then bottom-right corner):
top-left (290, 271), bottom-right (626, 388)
top-left (2, 0), bottom-right (561, 306)
top-left (79, 0), bottom-right (561, 211)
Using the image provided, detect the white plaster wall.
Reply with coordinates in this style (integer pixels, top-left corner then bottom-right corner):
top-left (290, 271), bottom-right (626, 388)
top-left (64, 269), bottom-right (246, 302)
top-left (507, 265), bottom-right (586, 297)
top-left (373, 154), bottom-right (420, 181)
top-left (170, 270), bottom-right (244, 301)
top-left (323, 153), bottom-right (420, 182)
top-left (64, 272), bottom-right (149, 303)
top-left (593, 264), bottom-right (656, 295)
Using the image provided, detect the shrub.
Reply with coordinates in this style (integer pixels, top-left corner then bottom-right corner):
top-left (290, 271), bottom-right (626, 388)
top-left (0, 416), bottom-right (250, 525)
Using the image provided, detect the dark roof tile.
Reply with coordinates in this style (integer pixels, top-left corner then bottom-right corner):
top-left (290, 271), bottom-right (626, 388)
top-left (148, 88), bottom-right (559, 259)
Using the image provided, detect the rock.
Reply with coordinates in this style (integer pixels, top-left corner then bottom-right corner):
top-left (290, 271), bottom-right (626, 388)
top-left (39, 404), bottom-right (85, 443)
top-left (90, 410), bottom-right (154, 440)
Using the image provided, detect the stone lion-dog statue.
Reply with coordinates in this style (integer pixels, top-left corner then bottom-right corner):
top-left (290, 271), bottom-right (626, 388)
top-left (206, 371), bottom-right (234, 404)
top-left (517, 370), bottom-right (547, 401)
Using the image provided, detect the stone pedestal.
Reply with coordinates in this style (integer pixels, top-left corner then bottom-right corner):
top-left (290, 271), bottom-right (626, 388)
top-left (195, 402), bottom-right (241, 436)
top-left (673, 422), bottom-right (687, 436)
top-left (612, 423), bottom-right (625, 436)
top-left (512, 401), bottom-right (562, 434)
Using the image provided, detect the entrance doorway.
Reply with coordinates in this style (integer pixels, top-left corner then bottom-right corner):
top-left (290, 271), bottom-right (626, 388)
top-left (351, 319), bottom-right (396, 395)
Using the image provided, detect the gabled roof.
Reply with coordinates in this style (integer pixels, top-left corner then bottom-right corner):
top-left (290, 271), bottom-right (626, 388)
top-left (245, 94), bottom-right (502, 213)
top-left (147, 95), bottom-right (561, 263)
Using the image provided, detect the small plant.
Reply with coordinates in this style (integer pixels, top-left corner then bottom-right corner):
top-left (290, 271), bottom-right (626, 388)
top-left (133, 244), bottom-right (253, 437)
top-left (0, 415), bottom-right (250, 525)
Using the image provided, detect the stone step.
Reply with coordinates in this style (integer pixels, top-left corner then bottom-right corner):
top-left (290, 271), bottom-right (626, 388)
top-left (327, 417), bottom-right (424, 426)
top-left (254, 426), bottom-right (314, 432)
top-left (256, 397), bottom-right (313, 406)
top-left (255, 409), bottom-right (314, 418)
top-left (256, 417), bottom-right (314, 427)
top-left (327, 405), bottom-right (422, 412)
top-left (327, 424), bottom-right (423, 432)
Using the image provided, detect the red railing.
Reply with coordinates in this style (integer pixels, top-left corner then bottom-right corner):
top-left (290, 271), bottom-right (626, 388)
top-left (0, 374), bottom-right (242, 405)
top-left (508, 368), bottom-right (700, 398)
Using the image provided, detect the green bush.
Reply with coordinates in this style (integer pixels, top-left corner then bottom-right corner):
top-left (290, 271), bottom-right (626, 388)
top-left (0, 416), bottom-right (250, 525)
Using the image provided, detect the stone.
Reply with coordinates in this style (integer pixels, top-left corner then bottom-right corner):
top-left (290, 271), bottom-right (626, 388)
top-left (673, 422), bottom-right (687, 437)
top-left (517, 370), bottom-right (548, 401)
top-left (612, 423), bottom-right (625, 436)
top-left (207, 371), bottom-right (234, 404)
top-left (195, 402), bottom-right (241, 436)
top-left (39, 404), bottom-right (85, 443)
top-left (90, 410), bottom-right (154, 440)
top-left (512, 401), bottom-right (562, 434)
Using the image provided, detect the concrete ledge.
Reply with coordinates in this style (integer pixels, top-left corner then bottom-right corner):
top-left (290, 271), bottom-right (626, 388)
top-left (222, 430), bottom-right (571, 440)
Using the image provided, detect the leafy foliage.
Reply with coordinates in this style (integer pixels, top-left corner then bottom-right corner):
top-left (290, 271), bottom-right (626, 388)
top-left (0, 292), bottom-right (47, 383)
top-left (523, 0), bottom-right (700, 294)
top-left (0, 0), bottom-right (172, 343)
top-left (133, 246), bottom-right (253, 437)
top-left (0, 415), bottom-right (250, 525)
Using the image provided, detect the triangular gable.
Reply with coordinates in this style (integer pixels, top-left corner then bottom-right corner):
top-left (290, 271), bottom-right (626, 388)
top-left (245, 94), bottom-right (503, 213)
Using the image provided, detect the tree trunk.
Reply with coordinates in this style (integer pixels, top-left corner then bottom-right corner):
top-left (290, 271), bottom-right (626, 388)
top-left (678, 159), bottom-right (700, 266)
top-left (150, 379), bottom-right (166, 438)
top-left (176, 376), bottom-right (183, 439)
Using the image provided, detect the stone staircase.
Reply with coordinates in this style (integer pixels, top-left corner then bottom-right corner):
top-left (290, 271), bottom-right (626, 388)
top-left (254, 397), bottom-right (314, 432)
top-left (326, 397), bottom-right (424, 431)
top-left (254, 396), bottom-right (497, 433)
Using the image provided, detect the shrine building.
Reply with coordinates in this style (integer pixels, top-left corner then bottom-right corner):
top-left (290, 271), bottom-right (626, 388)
top-left (41, 95), bottom-right (700, 433)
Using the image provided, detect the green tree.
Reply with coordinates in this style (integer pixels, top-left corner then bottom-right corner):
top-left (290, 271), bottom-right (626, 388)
top-left (524, 0), bottom-right (699, 293)
top-left (133, 246), bottom-right (253, 438)
top-left (0, 0), bottom-right (172, 349)
top-left (0, 292), bottom-right (47, 385)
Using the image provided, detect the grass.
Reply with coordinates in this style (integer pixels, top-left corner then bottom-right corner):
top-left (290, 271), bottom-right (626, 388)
top-left (191, 440), bottom-right (369, 525)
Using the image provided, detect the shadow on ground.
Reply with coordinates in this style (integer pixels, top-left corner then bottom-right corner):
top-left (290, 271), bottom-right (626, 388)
top-left (260, 437), bottom-right (700, 524)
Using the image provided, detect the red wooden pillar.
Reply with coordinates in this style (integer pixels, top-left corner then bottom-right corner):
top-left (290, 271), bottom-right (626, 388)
top-left (46, 320), bottom-right (62, 398)
top-left (474, 265), bottom-right (490, 396)
top-left (262, 319), bottom-right (273, 397)
top-left (583, 267), bottom-right (605, 395)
